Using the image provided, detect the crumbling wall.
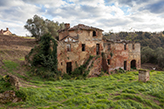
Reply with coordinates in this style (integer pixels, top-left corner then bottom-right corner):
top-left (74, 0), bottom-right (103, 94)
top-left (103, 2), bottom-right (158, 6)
top-left (103, 42), bottom-right (129, 73)
top-left (88, 56), bottom-right (102, 77)
top-left (57, 30), bottom-right (103, 74)
top-left (128, 43), bottom-right (141, 69)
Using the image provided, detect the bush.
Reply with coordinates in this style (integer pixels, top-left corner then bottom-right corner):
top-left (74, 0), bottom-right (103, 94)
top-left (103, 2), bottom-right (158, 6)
top-left (26, 33), bottom-right (59, 79)
top-left (16, 89), bottom-right (28, 101)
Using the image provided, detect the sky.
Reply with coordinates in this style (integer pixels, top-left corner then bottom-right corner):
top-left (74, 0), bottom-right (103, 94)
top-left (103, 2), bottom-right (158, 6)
top-left (0, 0), bottom-right (164, 36)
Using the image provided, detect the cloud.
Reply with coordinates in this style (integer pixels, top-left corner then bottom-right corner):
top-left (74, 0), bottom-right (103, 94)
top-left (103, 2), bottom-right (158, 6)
top-left (0, 0), bottom-right (164, 36)
top-left (140, 1), bottom-right (164, 14)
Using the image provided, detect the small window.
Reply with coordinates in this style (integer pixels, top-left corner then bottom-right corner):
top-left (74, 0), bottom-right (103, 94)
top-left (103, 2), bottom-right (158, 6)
top-left (67, 44), bottom-right (71, 51)
top-left (108, 44), bottom-right (111, 50)
top-left (93, 31), bottom-right (96, 36)
top-left (107, 59), bottom-right (110, 65)
top-left (132, 44), bottom-right (135, 50)
top-left (82, 44), bottom-right (85, 51)
top-left (124, 43), bottom-right (126, 50)
top-left (61, 62), bottom-right (63, 65)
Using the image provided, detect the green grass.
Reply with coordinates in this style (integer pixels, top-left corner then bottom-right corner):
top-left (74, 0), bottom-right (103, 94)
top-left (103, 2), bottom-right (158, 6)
top-left (0, 69), bottom-right (164, 109)
top-left (2, 60), bottom-right (19, 71)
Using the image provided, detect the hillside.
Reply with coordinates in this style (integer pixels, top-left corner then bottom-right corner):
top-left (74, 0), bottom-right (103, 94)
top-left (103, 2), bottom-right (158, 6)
top-left (0, 35), bottom-right (164, 108)
top-left (0, 35), bottom-right (35, 60)
top-left (0, 35), bottom-right (36, 82)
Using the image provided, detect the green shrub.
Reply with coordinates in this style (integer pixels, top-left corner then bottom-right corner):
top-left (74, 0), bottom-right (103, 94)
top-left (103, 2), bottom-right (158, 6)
top-left (16, 88), bottom-right (28, 101)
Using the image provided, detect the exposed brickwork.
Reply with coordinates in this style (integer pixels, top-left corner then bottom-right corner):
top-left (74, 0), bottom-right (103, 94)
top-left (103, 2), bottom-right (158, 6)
top-left (57, 23), bottom-right (141, 75)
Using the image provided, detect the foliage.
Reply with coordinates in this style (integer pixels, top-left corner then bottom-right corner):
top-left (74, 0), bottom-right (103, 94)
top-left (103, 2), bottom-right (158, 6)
top-left (0, 76), bottom-right (14, 93)
top-left (63, 56), bottom-right (94, 79)
top-left (26, 33), bottom-right (58, 78)
top-left (141, 46), bottom-right (155, 63)
top-left (24, 15), bottom-right (65, 40)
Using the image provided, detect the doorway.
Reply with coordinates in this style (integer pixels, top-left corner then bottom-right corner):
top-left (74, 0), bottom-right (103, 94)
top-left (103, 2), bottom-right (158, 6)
top-left (131, 60), bottom-right (136, 69)
top-left (66, 62), bottom-right (72, 74)
top-left (124, 61), bottom-right (127, 70)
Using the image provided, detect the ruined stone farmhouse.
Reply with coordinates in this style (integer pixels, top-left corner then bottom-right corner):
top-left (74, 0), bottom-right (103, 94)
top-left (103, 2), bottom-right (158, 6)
top-left (57, 24), bottom-right (141, 75)
top-left (0, 28), bottom-right (12, 35)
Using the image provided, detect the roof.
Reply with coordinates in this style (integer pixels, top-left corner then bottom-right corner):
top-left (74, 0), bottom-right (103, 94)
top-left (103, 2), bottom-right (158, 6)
top-left (58, 24), bottom-right (103, 32)
top-left (68, 24), bottom-right (103, 31)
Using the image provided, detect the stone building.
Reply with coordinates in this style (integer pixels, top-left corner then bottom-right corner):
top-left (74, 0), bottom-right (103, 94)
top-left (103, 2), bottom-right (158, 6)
top-left (57, 24), bottom-right (141, 75)
top-left (0, 28), bottom-right (12, 35)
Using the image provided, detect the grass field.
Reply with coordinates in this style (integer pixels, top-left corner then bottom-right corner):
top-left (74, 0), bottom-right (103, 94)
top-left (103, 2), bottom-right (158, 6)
top-left (0, 60), bottom-right (164, 109)
top-left (0, 35), bottom-right (163, 109)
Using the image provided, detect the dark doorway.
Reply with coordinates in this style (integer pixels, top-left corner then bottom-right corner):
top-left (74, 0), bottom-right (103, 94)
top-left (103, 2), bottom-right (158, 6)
top-left (131, 60), bottom-right (136, 69)
top-left (96, 44), bottom-right (100, 55)
top-left (66, 62), bottom-right (72, 74)
top-left (124, 61), bottom-right (127, 70)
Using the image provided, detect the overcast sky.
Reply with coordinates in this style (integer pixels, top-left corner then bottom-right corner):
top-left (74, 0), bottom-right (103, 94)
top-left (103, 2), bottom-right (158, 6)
top-left (0, 0), bottom-right (164, 36)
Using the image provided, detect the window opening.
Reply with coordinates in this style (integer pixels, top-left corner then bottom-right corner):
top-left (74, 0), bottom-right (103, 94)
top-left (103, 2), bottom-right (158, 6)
top-left (67, 44), bottom-right (71, 51)
top-left (124, 43), bottom-right (126, 50)
top-left (82, 44), bottom-right (85, 51)
top-left (107, 59), bottom-right (110, 65)
top-left (96, 44), bottom-right (100, 55)
top-left (93, 31), bottom-right (96, 36)
top-left (132, 44), bottom-right (135, 50)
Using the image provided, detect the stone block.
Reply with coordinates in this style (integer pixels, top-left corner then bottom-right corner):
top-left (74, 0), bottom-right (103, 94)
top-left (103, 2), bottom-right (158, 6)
top-left (138, 69), bottom-right (149, 82)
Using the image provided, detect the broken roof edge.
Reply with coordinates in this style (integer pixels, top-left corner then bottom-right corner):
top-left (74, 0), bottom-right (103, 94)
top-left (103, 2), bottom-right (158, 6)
top-left (104, 38), bottom-right (134, 43)
top-left (58, 24), bottom-right (103, 33)
top-left (59, 35), bottom-right (79, 41)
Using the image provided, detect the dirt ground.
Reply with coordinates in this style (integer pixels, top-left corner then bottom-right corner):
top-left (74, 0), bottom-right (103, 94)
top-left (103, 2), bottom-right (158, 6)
top-left (0, 35), bottom-right (36, 60)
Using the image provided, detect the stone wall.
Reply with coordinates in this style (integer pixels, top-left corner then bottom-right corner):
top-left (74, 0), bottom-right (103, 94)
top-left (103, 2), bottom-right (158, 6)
top-left (57, 30), bottom-right (103, 74)
top-left (128, 43), bottom-right (141, 69)
top-left (102, 41), bottom-right (141, 73)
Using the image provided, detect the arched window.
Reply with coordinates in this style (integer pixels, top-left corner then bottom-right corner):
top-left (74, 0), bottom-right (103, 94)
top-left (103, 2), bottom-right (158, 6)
top-left (93, 31), bottom-right (96, 36)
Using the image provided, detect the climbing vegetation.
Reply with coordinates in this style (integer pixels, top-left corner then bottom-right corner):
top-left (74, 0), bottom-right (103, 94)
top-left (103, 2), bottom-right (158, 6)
top-left (26, 33), bottom-right (59, 78)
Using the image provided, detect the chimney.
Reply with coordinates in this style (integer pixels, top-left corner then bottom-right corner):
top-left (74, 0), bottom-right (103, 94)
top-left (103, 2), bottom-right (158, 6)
top-left (6, 28), bottom-right (9, 31)
top-left (1, 29), bottom-right (3, 33)
top-left (65, 23), bottom-right (70, 29)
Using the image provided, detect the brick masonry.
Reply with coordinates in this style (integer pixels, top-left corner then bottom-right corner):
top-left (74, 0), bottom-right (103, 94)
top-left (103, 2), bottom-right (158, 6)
top-left (57, 24), bottom-right (141, 75)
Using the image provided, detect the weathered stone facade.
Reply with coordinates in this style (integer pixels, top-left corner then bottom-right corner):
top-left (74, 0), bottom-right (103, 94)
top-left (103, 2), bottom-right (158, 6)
top-left (58, 24), bottom-right (141, 75)
top-left (102, 39), bottom-right (141, 73)
top-left (0, 28), bottom-right (12, 35)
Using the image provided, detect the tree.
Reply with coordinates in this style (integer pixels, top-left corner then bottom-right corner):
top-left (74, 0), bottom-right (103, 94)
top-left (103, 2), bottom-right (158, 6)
top-left (154, 47), bottom-right (164, 67)
top-left (24, 15), bottom-right (65, 40)
top-left (141, 46), bottom-right (155, 63)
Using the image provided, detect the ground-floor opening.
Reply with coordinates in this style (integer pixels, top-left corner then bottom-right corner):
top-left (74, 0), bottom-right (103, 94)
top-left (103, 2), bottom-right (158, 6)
top-left (66, 62), bottom-right (72, 74)
top-left (124, 61), bottom-right (127, 70)
top-left (131, 60), bottom-right (136, 69)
